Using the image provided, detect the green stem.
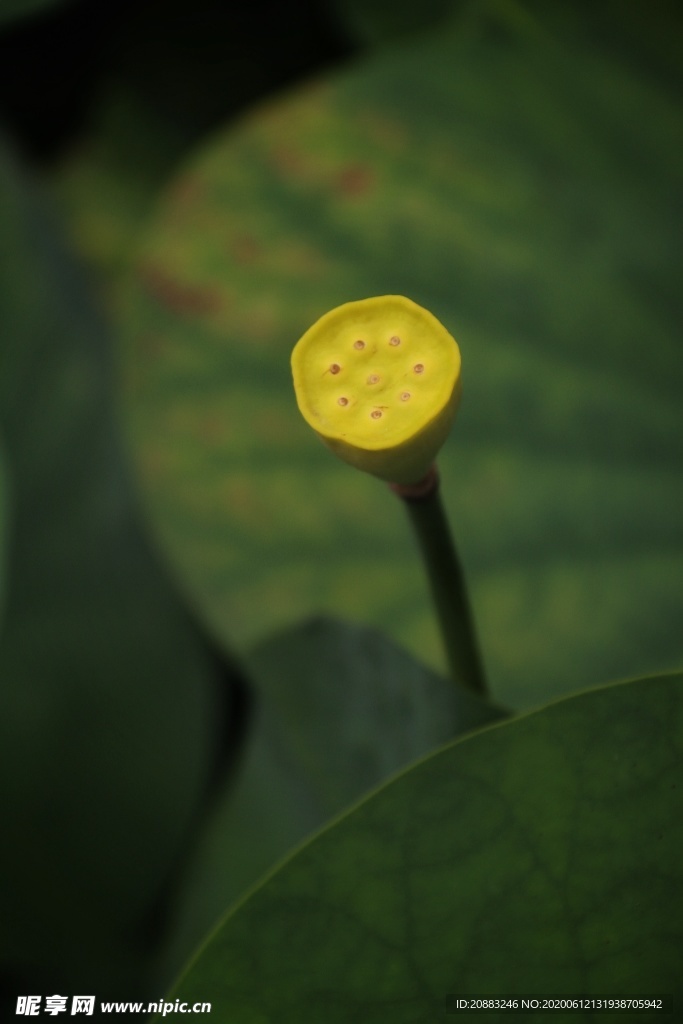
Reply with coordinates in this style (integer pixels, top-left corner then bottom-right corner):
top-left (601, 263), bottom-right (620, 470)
top-left (392, 467), bottom-right (488, 696)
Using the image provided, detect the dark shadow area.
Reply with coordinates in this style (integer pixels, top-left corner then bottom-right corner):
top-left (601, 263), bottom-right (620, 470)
top-left (0, 0), bottom-right (355, 163)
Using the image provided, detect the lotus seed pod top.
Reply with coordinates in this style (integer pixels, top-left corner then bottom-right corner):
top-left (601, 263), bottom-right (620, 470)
top-left (291, 295), bottom-right (462, 484)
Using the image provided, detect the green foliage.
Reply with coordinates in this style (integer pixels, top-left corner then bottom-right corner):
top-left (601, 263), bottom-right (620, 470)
top-left (330, 0), bottom-right (456, 46)
top-left (167, 671), bottom-right (683, 1020)
top-left (0, 432), bottom-right (8, 625)
top-left (161, 617), bottom-right (506, 977)
top-left (0, 138), bottom-right (236, 999)
top-left (121, 3), bottom-right (683, 710)
top-left (52, 89), bottom-right (187, 305)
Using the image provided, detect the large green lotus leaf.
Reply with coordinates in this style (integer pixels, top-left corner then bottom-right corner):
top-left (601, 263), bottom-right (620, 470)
top-left (0, 139), bottom-right (241, 999)
top-left (121, 3), bottom-right (683, 710)
top-left (159, 616), bottom-right (506, 980)
top-left (167, 672), bottom-right (683, 1020)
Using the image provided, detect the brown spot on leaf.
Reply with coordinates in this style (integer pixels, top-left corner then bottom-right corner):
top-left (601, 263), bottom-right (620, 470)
top-left (140, 265), bottom-right (222, 317)
top-left (272, 146), bottom-right (305, 176)
top-left (138, 332), bottom-right (169, 358)
top-left (168, 176), bottom-right (204, 208)
top-left (199, 414), bottom-right (229, 444)
top-left (338, 163), bottom-right (374, 197)
top-left (232, 234), bottom-right (263, 265)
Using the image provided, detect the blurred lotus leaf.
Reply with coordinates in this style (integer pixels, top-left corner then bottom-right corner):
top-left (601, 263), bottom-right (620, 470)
top-left (0, 432), bottom-right (9, 626)
top-left (330, 0), bottom-right (456, 46)
top-left (0, 136), bottom-right (240, 1001)
top-left (160, 615), bottom-right (506, 977)
top-left (120, 2), bottom-right (683, 710)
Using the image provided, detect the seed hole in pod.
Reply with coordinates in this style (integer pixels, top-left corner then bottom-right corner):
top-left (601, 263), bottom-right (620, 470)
top-left (367, 373), bottom-right (380, 385)
top-left (389, 336), bottom-right (401, 346)
top-left (400, 391), bottom-right (411, 401)
top-left (329, 363), bottom-right (341, 374)
top-left (338, 396), bottom-right (349, 406)
top-left (353, 339), bottom-right (365, 350)
top-left (370, 409), bottom-right (382, 419)
top-left (413, 363), bottom-right (424, 374)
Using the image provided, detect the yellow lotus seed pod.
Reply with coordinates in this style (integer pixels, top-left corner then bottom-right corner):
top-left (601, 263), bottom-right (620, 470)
top-left (291, 295), bottom-right (462, 484)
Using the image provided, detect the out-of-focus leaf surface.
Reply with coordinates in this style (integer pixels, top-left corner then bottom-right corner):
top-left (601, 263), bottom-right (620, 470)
top-left (50, 88), bottom-right (186, 307)
top-left (330, 0), bottom-right (455, 47)
top-left (121, 1), bottom-right (683, 710)
top-left (0, 0), bottom-right (63, 28)
top-left (0, 433), bottom-right (8, 626)
top-left (168, 672), bottom-right (683, 1020)
top-left (331, 0), bottom-right (683, 73)
top-left (159, 615), bottom-right (507, 983)
top-left (0, 138), bottom-right (234, 1000)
